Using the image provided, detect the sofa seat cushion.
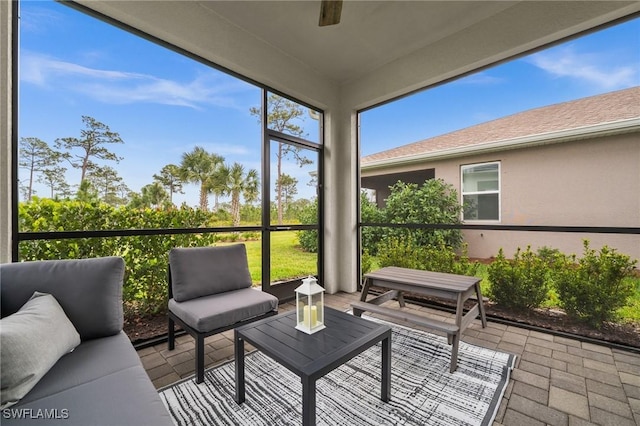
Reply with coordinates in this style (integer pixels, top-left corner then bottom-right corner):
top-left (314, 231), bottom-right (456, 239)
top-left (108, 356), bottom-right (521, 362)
top-left (2, 366), bottom-right (172, 426)
top-left (1, 292), bottom-right (81, 409)
top-left (169, 288), bottom-right (278, 332)
top-left (4, 331), bottom-right (173, 426)
top-left (18, 332), bottom-right (142, 405)
top-left (15, 332), bottom-right (142, 405)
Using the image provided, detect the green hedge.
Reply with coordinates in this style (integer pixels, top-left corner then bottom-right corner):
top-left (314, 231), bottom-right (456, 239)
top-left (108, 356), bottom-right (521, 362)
top-left (554, 241), bottom-right (636, 327)
top-left (487, 242), bottom-right (637, 328)
top-left (19, 198), bottom-right (217, 317)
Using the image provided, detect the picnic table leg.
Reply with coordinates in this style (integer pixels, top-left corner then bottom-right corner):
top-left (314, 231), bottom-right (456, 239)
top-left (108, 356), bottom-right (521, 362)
top-left (234, 331), bottom-right (245, 404)
top-left (450, 293), bottom-right (465, 373)
top-left (359, 277), bottom-right (371, 302)
top-left (302, 377), bottom-right (316, 426)
top-left (475, 282), bottom-right (488, 328)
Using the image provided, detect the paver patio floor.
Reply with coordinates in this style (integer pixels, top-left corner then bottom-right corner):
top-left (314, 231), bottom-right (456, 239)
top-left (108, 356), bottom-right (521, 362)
top-left (137, 291), bottom-right (640, 425)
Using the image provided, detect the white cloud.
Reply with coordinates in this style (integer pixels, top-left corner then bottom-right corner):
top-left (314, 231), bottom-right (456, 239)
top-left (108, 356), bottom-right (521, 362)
top-left (528, 46), bottom-right (638, 89)
top-left (19, 6), bottom-right (65, 35)
top-left (20, 51), bottom-right (247, 109)
top-left (455, 72), bottom-right (503, 86)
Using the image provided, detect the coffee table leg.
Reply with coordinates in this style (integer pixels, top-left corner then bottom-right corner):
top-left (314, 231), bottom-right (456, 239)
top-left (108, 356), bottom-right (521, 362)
top-left (234, 330), bottom-right (245, 404)
top-left (302, 377), bottom-right (316, 426)
top-left (381, 333), bottom-right (391, 402)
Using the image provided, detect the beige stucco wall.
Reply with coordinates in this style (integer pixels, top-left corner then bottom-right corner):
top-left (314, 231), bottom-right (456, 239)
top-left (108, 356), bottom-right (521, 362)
top-left (364, 133), bottom-right (640, 261)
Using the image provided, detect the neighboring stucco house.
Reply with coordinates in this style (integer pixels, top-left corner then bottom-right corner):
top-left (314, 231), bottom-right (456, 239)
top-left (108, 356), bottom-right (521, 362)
top-left (361, 87), bottom-right (640, 260)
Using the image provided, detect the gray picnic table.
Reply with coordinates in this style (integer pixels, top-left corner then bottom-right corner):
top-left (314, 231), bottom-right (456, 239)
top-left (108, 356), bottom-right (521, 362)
top-left (352, 266), bottom-right (487, 372)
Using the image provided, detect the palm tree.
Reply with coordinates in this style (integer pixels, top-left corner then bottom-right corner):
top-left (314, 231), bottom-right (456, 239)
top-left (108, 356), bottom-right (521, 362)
top-left (205, 154), bottom-right (228, 210)
top-left (141, 182), bottom-right (168, 208)
top-left (225, 163), bottom-right (259, 227)
top-left (179, 147), bottom-right (224, 211)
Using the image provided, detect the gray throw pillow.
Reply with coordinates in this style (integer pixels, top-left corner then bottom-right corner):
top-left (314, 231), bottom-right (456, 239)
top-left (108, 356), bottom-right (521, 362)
top-left (0, 292), bottom-right (81, 409)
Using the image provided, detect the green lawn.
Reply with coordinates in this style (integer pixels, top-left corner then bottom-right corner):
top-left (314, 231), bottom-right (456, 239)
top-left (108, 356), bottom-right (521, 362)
top-left (219, 231), bottom-right (317, 284)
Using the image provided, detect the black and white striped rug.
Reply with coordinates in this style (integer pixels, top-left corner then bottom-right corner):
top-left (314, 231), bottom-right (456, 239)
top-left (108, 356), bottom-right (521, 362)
top-left (159, 320), bottom-right (516, 426)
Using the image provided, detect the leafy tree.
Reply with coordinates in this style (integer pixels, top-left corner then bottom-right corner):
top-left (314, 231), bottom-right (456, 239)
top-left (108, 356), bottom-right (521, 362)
top-left (19, 137), bottom-right (61, 200)
top-left (75, 180), bottom-right (99, 203)
top-left (153, 164), bottom-right (184, 205)
top-left (179, 146), bottom-right (224, 211)
top-left (114, 183), bottom-right (131, 205)
top-left (141, 182), bottom-right (169, 208)
top-left (224, 163), bottom-right (259, 226)
top-left (277, 173), bottom-right (298, 215)
top-left (250, 94), bottom-right (311, 224)
top-left (18, 179), bottom-right (33, 200)
top-left (55, 116), bottom-right (123, 185)
top-left (383, 179), bottom-right (463, 249)
top-left (205, 156), bottom-right (230, 210)
top-left (86, 165), bottom-right (125, 205)
top-left (38, 166), bottom-right (69, 198)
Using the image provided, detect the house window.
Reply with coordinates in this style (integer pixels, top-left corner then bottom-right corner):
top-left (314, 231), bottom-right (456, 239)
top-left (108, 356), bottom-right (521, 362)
top-left (461, 162), bottom-right (500, 221)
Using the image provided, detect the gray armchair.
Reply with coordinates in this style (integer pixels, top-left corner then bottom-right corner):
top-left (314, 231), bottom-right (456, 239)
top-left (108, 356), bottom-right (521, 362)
top-left (167, 244), bottom-right (278, 383)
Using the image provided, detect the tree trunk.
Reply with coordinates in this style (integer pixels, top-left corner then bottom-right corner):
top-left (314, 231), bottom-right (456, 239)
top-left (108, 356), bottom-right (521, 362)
top-left (231, 192), bottom-right (240, 227)
top-left (277, 142), bottom-right (283, 225)
top-left (198, 183), bottom-right (208, 211)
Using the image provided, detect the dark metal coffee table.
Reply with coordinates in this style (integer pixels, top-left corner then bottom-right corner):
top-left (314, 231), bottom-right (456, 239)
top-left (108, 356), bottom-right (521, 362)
top-left (234, 307), bottom-right (392, 426)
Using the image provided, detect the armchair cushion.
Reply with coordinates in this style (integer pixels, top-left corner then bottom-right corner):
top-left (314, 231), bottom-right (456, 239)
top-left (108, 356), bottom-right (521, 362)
top-left (0, 292), bottom-right (81, 409)
top-left (0, 257), bottom-right (125, 340)
top-left (168, 288), bottom-right (278, 332)
top-left (169, 244), bottom-right (253, 302)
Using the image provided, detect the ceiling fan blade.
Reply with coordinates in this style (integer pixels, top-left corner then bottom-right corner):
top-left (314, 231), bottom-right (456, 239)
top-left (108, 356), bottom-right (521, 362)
top-left (319, 0), bottom-right (343, 27)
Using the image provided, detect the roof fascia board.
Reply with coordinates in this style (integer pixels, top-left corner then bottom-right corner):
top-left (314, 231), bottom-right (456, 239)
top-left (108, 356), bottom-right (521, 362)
top-left (362, 118), bottom-right (640, 171)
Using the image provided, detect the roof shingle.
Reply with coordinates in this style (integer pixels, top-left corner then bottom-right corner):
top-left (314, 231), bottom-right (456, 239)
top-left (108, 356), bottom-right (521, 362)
top-left (362, 86), bottom-right (640, 164)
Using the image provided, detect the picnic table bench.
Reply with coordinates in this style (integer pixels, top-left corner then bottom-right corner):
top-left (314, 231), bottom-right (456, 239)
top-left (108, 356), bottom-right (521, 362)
top-left (352, 266), bottom-right (487, 372)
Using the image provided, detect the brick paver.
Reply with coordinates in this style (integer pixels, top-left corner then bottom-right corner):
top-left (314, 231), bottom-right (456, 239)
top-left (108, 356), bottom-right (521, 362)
top-left (137, 291), bottom-right (640, 425)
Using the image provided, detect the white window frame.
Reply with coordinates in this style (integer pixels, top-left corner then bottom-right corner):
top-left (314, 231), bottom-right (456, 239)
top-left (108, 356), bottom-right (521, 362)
top-left (460, 161), bottom-right (501, 222)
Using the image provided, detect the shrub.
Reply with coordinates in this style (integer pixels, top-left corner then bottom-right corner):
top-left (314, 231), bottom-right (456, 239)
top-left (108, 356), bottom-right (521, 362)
top-left (423, 243), bottom-right (479, 276)
top-left (377, 237), bottom-right (428, 270)
top-left (296, 198), bottom-right (318, 253)
top-left (19, 198), bottom-right (217, 317)
top-left (361, 249), bottom-right (374, 280)
top-left (382, 179), bottom-right (463, 250)
top-left (360, 192), bottom-right (385, 255)
top-left (377, 237), bottom-right (478, 276)
top-left (487, 246), bottom-right (550, 311)
top-left (553, 240), bottom-right (637, 327)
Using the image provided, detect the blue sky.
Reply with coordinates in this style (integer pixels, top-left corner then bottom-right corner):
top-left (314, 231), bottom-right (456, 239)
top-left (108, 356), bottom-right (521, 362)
top-left (18, 1), bottom-right (639, 205)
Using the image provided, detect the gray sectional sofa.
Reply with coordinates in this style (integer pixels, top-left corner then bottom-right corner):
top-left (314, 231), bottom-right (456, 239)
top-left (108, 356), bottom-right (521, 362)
top-left (0, 257), bottom-right (173, 426)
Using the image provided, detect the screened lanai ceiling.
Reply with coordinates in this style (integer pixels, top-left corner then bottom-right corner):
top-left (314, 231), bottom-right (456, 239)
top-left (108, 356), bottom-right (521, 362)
top-left (75, 1), bottom-right (640, 108)
top-left (191, 1), bottom-right (517, 84)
